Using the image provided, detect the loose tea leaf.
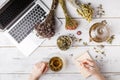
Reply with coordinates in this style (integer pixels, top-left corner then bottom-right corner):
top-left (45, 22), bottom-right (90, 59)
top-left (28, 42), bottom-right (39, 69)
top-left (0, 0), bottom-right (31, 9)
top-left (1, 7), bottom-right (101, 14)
top-left (69, 34), bottom-right (82, 43)
top-left (68, 0), bottom-right (94, 22)
top-left (93, 46), bottom-right (106, 56)
top-left (107, 35), bottom-right (115, 44)
top-left (95, 4), bottom-right (105, 18)
top-left (83, 42), bottom-right (88, 46)
top-left (35, 0), bottom-right (58, 38)
top-left (97, 45), bottom-right (105, 49)
top-left (59, 0), bottom-right (78, 30)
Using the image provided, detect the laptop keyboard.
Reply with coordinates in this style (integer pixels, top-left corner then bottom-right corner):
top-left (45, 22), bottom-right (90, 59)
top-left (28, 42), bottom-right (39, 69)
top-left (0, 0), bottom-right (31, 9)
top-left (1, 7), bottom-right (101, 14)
top-left (8, 4), bottom-right (47, 43)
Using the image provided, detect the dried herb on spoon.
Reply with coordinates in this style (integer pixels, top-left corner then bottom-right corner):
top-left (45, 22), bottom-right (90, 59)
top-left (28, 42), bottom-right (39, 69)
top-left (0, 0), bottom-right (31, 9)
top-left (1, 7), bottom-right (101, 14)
top-left (68, 0), bottom-right (94, 22)
top-left (59, 0), bottom-right (78, 30)
top-left (35, 0), bottom-right (58, 38)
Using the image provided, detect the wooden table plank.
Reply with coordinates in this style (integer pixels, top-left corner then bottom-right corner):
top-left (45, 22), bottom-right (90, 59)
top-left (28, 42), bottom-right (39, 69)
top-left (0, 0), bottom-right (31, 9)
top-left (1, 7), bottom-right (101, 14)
top-left (0, 19), bottom-right (120, 46)
top-left (0, 46), bottom-right (120, 73)
top-left (0, 73), bottom-right (120, 80)
top-left (0, 0), bottom-right (120, 80)
top-left (42, 0), bottom-right (120, 18)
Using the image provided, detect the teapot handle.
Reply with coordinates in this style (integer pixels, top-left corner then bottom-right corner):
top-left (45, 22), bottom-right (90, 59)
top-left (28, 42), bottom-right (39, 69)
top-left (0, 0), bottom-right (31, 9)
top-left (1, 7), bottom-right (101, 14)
top-left (101, 20), bottom-right (107, 25)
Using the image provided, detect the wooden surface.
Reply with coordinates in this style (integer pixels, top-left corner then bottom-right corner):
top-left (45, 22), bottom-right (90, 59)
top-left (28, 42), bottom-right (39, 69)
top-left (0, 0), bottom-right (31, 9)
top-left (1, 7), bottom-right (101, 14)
top-left (1, 0), bottom-right (120, 80)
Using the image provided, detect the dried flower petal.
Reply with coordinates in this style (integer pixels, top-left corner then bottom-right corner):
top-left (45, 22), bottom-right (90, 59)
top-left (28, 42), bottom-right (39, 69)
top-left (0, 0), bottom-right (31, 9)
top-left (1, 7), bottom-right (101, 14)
top-left (77, 31), bottom-right (82, 35)
top-left (107, 35), bottom-right (115, 44)
top-left (83, 42), bottom-right (88, 46)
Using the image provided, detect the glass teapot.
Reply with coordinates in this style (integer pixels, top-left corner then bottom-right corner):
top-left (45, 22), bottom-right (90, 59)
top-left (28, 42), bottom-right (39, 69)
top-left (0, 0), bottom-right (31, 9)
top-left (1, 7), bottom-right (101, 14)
top-left (89, 20), bottom-right (110, 42)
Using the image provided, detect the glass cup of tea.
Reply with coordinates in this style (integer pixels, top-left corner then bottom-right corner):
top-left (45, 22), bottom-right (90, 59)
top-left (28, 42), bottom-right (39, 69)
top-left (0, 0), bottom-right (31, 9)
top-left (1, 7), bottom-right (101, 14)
top-left (43, 53), bottom-right (66, 72)
top-left (89, 20), bottom-right (110, 43)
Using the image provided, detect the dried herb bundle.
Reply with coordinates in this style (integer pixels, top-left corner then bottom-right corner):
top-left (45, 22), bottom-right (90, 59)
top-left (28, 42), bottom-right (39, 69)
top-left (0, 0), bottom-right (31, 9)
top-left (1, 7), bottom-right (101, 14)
top-left (59, 0), bottom-right (78, 30)
top-left (68, 0), bottom-right (94, 22)
top-left (35, 0), bottom-right (58, 38)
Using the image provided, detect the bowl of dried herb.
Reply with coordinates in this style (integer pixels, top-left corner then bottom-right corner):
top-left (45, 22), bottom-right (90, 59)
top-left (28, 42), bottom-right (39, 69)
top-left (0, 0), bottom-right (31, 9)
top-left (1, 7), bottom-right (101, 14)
top-left (57, 35), bottom-right (72, 51)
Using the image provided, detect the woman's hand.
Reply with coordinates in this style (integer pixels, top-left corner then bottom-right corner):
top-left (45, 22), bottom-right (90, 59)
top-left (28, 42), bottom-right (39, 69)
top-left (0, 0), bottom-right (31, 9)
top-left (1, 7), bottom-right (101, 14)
top-left (80, 59), bottom-right (99, 75)
top-left (80, 59), bottom-right (105, 80)
top-left (30, 62), bottom-right (48, 80)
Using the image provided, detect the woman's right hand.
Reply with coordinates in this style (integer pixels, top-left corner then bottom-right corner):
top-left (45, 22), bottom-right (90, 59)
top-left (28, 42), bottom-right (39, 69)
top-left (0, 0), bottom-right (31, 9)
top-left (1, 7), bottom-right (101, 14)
top-left (80, 59), bottom-right (100, 76)
top-left (80, 59), bottom-right (105, 80)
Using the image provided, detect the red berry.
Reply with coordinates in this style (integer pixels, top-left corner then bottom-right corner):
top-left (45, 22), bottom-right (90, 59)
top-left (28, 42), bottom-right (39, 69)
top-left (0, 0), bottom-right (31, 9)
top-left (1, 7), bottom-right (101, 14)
top-left (77, 31), bottom-right (82, 35)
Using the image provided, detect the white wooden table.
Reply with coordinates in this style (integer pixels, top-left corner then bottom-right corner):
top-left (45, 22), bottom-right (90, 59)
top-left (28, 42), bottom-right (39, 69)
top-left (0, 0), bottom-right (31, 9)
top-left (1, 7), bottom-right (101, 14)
top-left (1, 0), bottom-right (120, 80)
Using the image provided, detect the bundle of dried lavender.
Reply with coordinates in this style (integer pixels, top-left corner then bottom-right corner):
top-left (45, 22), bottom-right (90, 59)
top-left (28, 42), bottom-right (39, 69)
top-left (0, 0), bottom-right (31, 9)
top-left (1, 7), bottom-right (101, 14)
top-left (59, 0), bottom-right (78, 30)
top-left (35, 0), bottom-right (58, 38)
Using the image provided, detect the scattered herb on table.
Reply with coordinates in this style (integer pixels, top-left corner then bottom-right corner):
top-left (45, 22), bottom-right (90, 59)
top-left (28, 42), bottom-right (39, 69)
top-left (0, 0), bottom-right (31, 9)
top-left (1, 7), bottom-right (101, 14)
top-left (107, 35), bottom-right (115, 44)
top-left (79, 39), bottom-right (82, 42)
top-left (69, 34), bottom-right (82, 43)
top-left (95, 55), bottom-right (98, 58)
top-left (93, 46), bottom-right (106, 56)
top-left (95, 4), bottom-right (105, 18)
top-left (95, 55), bottom-right (104, 60)
top-left (69, 54), bottom-right (73, 57)
top-left (89, 38), bottom-right (92, 42)
top-left (97, 45), bottom-right (105, 49)
top-left (83, 42), bottom-right (88, 46)
top-left (77, 31), bottom-right (82, 35)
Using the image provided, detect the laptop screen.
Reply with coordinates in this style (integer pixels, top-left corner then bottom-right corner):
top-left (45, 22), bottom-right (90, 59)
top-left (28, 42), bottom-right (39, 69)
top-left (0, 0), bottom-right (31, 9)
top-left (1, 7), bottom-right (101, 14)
top-left (0, 0), bottom-right (34, 29)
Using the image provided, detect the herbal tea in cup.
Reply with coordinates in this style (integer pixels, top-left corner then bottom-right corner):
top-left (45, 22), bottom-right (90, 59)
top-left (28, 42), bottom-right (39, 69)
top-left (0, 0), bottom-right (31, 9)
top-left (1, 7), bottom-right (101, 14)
top-left (48, 53), bottom-right (66, 72)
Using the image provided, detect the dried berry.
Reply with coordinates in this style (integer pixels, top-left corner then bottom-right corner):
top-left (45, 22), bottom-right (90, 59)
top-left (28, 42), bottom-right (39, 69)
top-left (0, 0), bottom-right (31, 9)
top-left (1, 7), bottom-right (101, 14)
top-left (77, 31), bottom-right (82, 35)
top-left (95, 4), bottom-right (105, 18)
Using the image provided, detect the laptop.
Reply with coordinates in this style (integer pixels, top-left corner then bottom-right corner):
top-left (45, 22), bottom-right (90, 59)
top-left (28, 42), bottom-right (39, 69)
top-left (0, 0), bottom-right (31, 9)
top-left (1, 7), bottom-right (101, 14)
top-left (0, 0), bottom-right (61, 56)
